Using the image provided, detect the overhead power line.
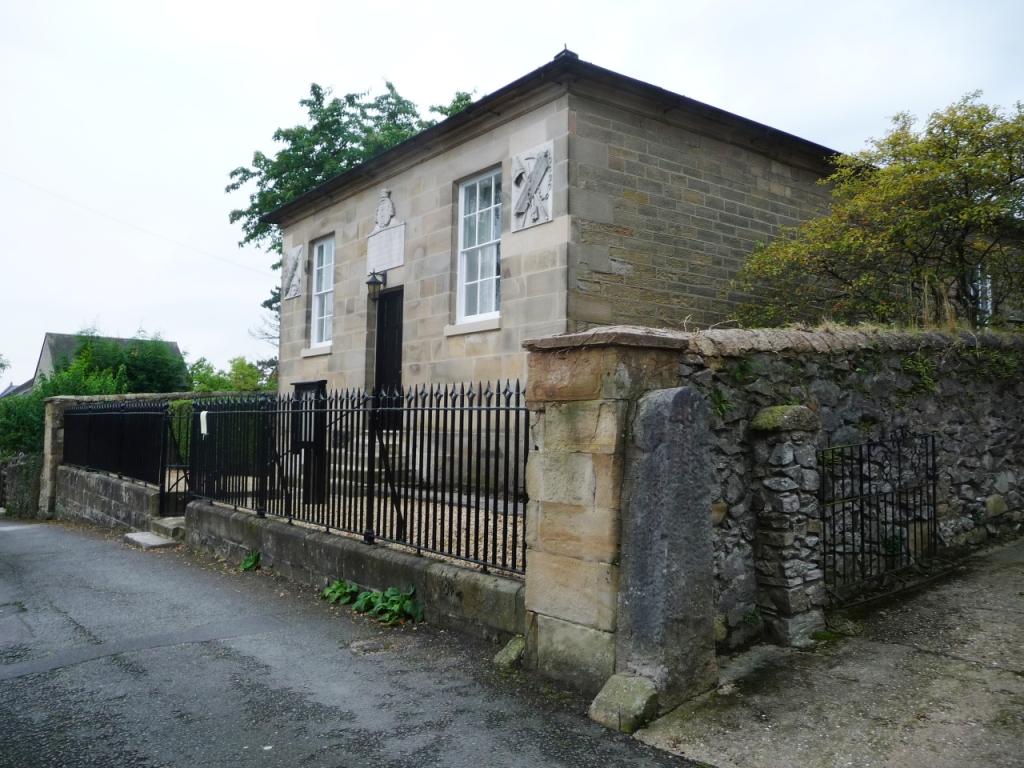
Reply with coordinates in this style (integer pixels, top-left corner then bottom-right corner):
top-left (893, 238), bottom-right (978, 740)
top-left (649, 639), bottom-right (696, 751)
top-left (0, 170), bottom-right (273, 277)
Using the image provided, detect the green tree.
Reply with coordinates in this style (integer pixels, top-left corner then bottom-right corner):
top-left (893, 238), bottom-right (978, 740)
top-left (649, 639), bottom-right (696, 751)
top-left (227, 83), bottom-right (473, 315)
top-left (70, 334), bottom-right (189, 393)
top-left (188, 357), bottom-right (232, 392)
top-left (737, 93), bottom-right (1024, 329)
top-left (188, 356), bottom-right (275, 392)
top-left (0, 357), bottom-right (123, 457)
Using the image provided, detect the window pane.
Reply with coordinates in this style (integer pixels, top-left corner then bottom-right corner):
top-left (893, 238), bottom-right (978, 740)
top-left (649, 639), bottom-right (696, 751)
top-left (477, 210), bottom-right (491, 243)
top-left (479, 176), bottom-right (492, 209)
top-left (494, 175), bottom-right (502, 205)
top-left (463, 213), bottom-right (476, 247)
top-left (480, 244), bottom-right (496, 278)
top-left (463, 182), bottom-right (477, 215)
top-left (465, 248), bottom-right (479, 281)
top-left (493, 205), bottom-right (501, 237)
top-left (478, 277), bottom-right (495, 314)
top-left (464, 282), bottom-right (478, 317)
top-left (323, 313), bottom-right (332, 342)
top-left (495, 272), bottom-right (501, 310)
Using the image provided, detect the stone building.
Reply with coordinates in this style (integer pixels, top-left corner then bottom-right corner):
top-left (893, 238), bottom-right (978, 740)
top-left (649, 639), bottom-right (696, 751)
top-left (265, 51), bottom-right (835, 394)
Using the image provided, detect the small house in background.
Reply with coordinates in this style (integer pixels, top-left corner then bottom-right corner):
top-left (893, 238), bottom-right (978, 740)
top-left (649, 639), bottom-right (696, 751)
top-left (0, 333), bottom-right (185, 397)
top-left (265, 51), bottom-right (837, 395)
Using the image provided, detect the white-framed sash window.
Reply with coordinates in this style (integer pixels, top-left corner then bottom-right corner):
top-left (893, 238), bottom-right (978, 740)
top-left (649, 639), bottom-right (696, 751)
top-left (310, 237), bottom-right (334, 346)
top-left (457, 169), bottom-right (502, 323)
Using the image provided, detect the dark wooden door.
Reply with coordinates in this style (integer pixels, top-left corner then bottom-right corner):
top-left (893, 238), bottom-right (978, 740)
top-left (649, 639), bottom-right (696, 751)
top-left (374, 288), bottom-right (403, 431)
top-left (374, 288), bottom-right (403, 392)
top-left (292, 380), bottom-right (327, 504)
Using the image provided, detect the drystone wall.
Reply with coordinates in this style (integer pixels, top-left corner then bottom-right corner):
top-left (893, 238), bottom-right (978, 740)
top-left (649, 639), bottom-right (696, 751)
top-left (525, 326), bottom-right (1024, 651)
top-left (0, 454), bottom-right (43, 518)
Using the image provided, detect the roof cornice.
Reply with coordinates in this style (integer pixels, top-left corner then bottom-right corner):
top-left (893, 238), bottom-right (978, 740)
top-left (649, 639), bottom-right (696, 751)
top-left (263, 51), bottom-right (839, 228)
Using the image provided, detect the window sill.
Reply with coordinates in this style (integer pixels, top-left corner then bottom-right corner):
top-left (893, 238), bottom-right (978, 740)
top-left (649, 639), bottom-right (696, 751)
top-left (444, 316), bottom-right (501, 337)
top-left (301, 346), bottom-right (332, 358)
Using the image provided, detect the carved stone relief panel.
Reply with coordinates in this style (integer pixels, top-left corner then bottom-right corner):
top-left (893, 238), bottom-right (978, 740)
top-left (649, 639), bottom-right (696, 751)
top-left (511, 141), bottom-right (554, 232)
top-left (283, 244), bottom-right (305, 300)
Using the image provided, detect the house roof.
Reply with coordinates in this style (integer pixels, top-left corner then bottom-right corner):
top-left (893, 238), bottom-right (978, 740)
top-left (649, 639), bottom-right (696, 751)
top-left (263, 49), bottom-right (840, 227)
top-left (34, 333), bottom-right (184, 381)
top-left (0, 379), bottom-right (34, 399)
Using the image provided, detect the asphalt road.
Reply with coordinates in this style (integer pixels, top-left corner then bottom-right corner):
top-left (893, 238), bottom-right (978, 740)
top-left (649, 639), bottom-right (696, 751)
top-left (0, 519), bottom-right (694, 768)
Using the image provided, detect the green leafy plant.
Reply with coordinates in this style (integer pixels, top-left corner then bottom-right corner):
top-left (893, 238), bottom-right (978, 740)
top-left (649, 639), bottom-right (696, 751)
top-left (708, 387), bottom-right (732, 419)
top-left (900, 352), bottom-right (938, 394)
top-left (729, 358), bottom-right (757, 386)
top-left (351, 586), bottom-right (424, 626)
top-left (240, 550), bottom-right (261, 571)
top-left (321, 579), bottom-right (361, 605)
top-left (737, 93), bottom-right (1024, 329)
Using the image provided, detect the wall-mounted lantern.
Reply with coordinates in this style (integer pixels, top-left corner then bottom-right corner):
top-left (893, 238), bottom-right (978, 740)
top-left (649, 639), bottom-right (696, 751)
top-left (366, 270), bottom-right (387, 301)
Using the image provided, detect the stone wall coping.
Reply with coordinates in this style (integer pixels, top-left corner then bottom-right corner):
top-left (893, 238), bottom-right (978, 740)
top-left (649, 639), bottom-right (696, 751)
top-left (44, 391), bottom-right (255, 405)
top-left (523, 325), bottom-right (1024, 358)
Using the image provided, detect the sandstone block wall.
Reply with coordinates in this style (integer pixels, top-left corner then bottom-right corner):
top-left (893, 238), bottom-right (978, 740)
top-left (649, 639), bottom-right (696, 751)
top-left (55, 465), bottom-right (159, 530)
top-left (186, 500), bottom-right (524, 643)
top-left (565, 90), bottom-right (832, 329)
top-left (277, 87), bottom-right (572, 392)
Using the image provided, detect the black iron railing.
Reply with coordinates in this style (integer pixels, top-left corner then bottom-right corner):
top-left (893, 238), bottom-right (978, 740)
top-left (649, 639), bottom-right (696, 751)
top-left (62, 399), bottom-right (190, 517)
top-left (0, 464), bottom-right (7, 509)
top-left (818, 430), bottom-right (938, 599)
top-left (189, 382), bottom-right (530, 573)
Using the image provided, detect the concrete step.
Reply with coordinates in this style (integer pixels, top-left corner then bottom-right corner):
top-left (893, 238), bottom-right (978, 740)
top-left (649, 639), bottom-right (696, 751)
top-left (150, 516), bottom-right (186, 541)
top-left (124, 531), bottom-right (178, 550)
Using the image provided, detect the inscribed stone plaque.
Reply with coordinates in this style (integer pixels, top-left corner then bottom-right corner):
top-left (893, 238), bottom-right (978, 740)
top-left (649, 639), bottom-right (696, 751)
top-left (366, 223), bottom-right (405, 273)
top-left (511, 141), bottom-right (554, 232)
top-left (282, 244), bottom-right (304, 300)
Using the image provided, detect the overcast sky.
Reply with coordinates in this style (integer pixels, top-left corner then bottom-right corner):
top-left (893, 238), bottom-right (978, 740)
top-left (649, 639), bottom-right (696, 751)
top-left (1, 0), bottom-right (1021, 388)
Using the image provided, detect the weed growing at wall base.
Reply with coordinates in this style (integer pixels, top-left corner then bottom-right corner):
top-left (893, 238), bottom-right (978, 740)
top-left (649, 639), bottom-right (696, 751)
top-left (321, 580), bottom-right (423, 625)
top-left (240, 551), bottom-right (261, 571)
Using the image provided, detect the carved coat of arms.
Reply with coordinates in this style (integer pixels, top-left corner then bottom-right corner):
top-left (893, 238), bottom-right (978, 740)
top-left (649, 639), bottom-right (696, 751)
top-left (511, 142), bottom-right (554, 231)
top-left (372, 188), bottom-right (397, 233)
top-left (282, 244), bottom-right (304, 300)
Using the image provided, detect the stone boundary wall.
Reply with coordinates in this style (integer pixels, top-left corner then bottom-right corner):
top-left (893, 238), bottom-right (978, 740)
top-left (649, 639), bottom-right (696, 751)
top-left (54, 465), bottom-right (160, 530)
top-left (525, 326), bottom-right (1024, 652)
top-left (186, 500), bottom-right (525, 644)
top-left (0, 454), bottom-right (43, 518)
top-left (39, 391), bottom-right (250, 519)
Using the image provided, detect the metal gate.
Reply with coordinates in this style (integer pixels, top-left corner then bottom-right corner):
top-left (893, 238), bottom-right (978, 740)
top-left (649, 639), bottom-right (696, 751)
top-left (818, 430), bottom-right (938, 601)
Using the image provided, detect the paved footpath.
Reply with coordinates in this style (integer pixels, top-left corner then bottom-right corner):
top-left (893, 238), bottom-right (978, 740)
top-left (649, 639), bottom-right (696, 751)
top-left (0, 520), bottom-right (693, 768)
top-left (638, 538), bottom-right (1024, 768)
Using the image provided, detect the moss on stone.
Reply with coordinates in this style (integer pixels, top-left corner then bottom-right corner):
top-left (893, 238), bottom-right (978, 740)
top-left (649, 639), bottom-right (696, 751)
top-left (750, 405), bottom-right (818, 433)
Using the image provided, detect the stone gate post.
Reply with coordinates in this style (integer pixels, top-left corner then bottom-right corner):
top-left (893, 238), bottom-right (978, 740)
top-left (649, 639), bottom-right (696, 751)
top-left (522, 330), bottom-right (718, 732)
top-left (749, 405), bottom-right (826, 646)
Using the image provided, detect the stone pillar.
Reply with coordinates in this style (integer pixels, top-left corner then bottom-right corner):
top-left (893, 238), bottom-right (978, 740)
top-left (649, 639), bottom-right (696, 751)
top-left (750, 405), bottom-right (826, 646)
top-left (523, 339), bottom-right (679, 696)
top-left (605, 387), bottom-right (717, 716)
top-left (39, 397), bottom-right (73, 519)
